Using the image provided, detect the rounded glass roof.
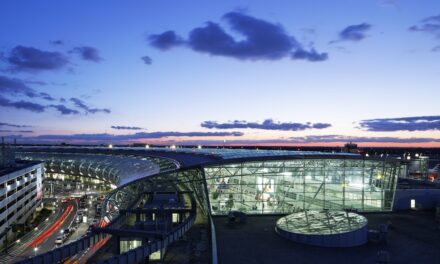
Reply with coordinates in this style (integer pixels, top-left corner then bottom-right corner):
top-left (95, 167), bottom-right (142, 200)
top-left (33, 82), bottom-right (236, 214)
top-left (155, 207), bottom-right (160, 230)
top-left (276, 210), bottom-right (368, 235)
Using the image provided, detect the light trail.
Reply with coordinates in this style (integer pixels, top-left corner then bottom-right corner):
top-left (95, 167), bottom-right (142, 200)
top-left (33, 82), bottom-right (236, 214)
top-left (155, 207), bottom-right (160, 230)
top-left (29, 203), bottom-right (73, 248)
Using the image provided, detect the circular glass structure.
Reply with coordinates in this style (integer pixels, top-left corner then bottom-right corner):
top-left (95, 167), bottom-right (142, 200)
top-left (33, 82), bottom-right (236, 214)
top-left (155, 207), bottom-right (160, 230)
top-left (275, 211), bottom-right (368, 247)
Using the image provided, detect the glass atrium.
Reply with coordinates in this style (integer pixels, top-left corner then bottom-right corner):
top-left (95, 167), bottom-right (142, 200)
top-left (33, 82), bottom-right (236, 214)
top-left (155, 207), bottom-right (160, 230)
top-left (205, 158), bottom-right (399, 215)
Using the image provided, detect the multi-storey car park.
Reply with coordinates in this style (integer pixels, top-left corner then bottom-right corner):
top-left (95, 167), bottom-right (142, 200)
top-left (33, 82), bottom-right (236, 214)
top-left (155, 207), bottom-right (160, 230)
top-left (0, 146), bottom-right (44, 250)
top-left (8, 146), bottom-right (440, 264)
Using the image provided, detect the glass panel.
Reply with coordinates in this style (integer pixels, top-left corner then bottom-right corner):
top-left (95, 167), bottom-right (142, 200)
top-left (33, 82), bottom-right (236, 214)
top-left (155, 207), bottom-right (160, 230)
top-left (205, 158), bottom-right (398, 215)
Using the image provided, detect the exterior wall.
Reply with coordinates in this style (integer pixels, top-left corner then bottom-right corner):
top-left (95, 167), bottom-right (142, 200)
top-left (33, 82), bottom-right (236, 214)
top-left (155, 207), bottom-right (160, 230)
top-left (204, 158), bottom-right (399, 215)
top-left (275, 222), bottom-right (368, 247)
top-left (0, 163), bottom-right (44, 245)
top-left (399, 157), bottom-right (430, 181)
top-left (393, 189), bottom-right (440, 210)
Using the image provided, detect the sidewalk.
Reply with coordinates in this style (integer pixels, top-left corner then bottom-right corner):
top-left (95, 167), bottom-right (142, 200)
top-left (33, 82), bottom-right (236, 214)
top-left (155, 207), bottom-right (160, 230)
top-left (66, 198), bottom-right (98, 243)
top-left (67, 222), bottom-right (89, 242)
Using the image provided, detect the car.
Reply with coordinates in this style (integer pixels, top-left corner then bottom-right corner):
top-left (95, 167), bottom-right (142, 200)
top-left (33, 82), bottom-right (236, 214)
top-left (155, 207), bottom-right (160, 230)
top-left (63, 228), bottom-right (72, 236)
top-left (55, 236), bottom-right (64, 246)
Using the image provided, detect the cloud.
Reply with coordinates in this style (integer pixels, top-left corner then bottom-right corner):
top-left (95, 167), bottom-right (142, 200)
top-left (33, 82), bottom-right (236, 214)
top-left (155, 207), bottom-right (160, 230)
top-left (0, 75), bottom-right (58, 102)
top-left (291, 48), bottom-right (328, 62)
top-left (70, 97), bottom-right (110, 114)
top-left (39, 92), bottom-right (56, 101)
top-left (188, 12), bottom-right (293, 60)
top-left (0, 95), bottom-right (46, 112)
top-left (409, 14), bottom-right (440, 50)
top-left (111, 126), bottom-right (145, 130)
top-left (2, 45), bottom-right (69, 72)
top-left (0, 130), bottom-right (33, 133)
top-left (25, 80), bottom-right (48, 86)
top-left (201, 119), bottom-right (331, 131)
top-left (0, 95), bottom-right (81, 115)
top-left (25, 131), bottom-right (244, 142)
top-left (50, 40), bottom-right (64, 45)
top-left (141, 56), bottom-right (152, 65)
top-left (162, 135), bottom-right (440, 145)
top-left (359, 115), bottom-right (440, 131)
top-left (70, 46), bottom-right (103, 62)
top-left (331, 23), bottom-right (372, 43)
top-left (379, 0), bottom-right (400, 7)
top-left (0, 92), bottom-right (101, 115)
top-left (149, 12), bottom-right (328, 62)
top-left (0, 122), bottom-right (31, 128)
top-left (0, 75), bottom-right (38, 97)
top-left (49, 104), bottom-right (80, 115)
top-left (149, 31), bottom-right (185, 50)
top-left (288, 135), bottom-right (440, 144)
top-left (0, 89), bottom-right (108, 115)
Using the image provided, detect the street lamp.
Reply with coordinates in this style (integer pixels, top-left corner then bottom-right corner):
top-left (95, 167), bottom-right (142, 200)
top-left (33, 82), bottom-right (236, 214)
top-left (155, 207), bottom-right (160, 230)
top-left (34, 247), bottom-right (38, 256)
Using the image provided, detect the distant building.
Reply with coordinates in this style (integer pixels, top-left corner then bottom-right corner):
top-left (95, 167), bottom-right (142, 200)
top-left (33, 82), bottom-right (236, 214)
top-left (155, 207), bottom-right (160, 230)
top-left (0, 139), bottom-right (15, 168)
top-left (342, 142), bottom-right (359, 154)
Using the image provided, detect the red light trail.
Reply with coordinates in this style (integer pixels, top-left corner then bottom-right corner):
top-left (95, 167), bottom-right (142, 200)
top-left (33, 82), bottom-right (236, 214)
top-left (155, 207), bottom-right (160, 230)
top-left (29, 203), bottom-right (73, 248)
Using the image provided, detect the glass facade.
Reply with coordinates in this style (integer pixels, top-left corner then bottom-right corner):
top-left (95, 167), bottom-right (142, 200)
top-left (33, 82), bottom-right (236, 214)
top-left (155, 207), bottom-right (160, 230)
top-left (15, 148), bottom-right (401, 217)
top-left (205, 158), bottom-right (399, 215)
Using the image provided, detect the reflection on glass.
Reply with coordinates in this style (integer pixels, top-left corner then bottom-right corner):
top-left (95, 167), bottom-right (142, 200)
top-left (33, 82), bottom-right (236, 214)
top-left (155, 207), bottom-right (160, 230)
top-left (205, 158), bottom-right (398, 215)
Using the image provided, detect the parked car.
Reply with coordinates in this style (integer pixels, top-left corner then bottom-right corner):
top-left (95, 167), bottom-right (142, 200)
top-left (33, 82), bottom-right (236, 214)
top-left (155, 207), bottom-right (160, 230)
top-left (64, 228), bottom-right (73, 236)
top-left (55, 236), bottom-right (64, 246)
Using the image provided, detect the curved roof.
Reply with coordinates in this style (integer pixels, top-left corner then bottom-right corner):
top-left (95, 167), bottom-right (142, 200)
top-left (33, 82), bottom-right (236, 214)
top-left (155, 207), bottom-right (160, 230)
top-left (17, 146), bottom-right (364, 166)
top-left (148, 147), bottom-right (360, 160)
top-left (16, 146), bottom-right (398, 187)
top-left (16, 151), bottom-right (178, 187)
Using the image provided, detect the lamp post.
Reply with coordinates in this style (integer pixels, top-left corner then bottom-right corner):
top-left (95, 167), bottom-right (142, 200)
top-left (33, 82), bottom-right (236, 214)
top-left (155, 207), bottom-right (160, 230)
top-left (34, 247), bottom-right (38, 256)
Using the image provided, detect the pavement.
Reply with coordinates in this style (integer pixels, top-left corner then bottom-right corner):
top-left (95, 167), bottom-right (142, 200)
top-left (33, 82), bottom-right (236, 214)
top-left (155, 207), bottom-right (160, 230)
top-left (213, 211), bottom-right (440, 264)
top-left (61, 198), bottom-right (103, 264)
top-left (67, 222), bottom-right (89, 242)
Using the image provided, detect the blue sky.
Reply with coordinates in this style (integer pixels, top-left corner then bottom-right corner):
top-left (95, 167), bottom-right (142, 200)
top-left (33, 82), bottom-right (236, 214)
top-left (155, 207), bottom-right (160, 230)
top-left (1, 0), bottom-right (440, 146)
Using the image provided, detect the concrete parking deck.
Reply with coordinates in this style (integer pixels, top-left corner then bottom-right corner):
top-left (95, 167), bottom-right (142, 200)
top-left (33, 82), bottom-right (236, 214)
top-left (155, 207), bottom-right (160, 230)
top-left (213, 211), bottom-right (440, 264)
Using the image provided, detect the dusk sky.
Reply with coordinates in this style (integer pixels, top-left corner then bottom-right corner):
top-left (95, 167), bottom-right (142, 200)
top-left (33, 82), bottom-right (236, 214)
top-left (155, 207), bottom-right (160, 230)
top-left (1, 1), bottom-right (440, 146)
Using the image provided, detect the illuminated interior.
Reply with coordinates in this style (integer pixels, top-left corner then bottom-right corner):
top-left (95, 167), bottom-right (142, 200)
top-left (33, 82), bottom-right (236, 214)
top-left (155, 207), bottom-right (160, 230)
top-left (205, 158), bottom-right (398, 214)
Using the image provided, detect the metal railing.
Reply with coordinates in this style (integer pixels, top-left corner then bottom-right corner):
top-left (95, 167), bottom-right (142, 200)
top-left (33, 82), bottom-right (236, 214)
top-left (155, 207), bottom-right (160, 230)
top-left (97, 195), bottom-right (197, 264)
top-left (15, 232), bottom-right (109, 264)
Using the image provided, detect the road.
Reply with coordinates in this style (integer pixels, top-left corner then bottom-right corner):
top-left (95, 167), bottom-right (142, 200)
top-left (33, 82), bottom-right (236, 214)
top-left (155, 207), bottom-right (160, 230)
top-left (18, 198), bottom-right (78, 258)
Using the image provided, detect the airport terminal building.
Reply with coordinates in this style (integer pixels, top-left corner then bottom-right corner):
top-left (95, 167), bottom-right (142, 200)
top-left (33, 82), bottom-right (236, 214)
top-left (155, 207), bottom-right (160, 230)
top-left (17, 147), bottom-right (399, 217)
top-left (14, 146), bottom-right (438, 264)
